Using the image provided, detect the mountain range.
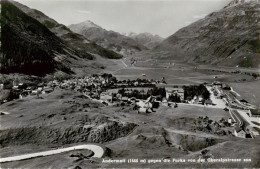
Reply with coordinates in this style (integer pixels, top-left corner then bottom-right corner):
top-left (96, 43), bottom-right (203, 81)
top-left (1, 0), bottom-right (259, 77)
top-left (68, 21), bottom-right (148, 56)
top-left (154, 0), bottom-right (260, 68)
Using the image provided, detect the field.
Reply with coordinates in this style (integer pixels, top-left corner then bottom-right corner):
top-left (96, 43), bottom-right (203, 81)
top-left (111, 59), bottom-right (254, 85)
top-left (230, 80), bottom-right (260, 108)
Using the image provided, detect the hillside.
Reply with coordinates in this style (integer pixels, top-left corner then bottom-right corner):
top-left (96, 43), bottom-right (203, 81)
top-left (154, 0), bottom-right (260, 68)
top-left (127, 32), bottom-right (164, 49)
top-left (0, 0), bottom-right (79, 76)
top-left (69, 21), bottom-right (148, 56)
top-left (10, 0), bottom-right (122, 60)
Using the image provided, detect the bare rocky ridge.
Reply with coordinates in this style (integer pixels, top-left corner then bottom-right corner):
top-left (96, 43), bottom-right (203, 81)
top-left (154, 0), bottom-right (260, 68)
top-left (69, 21), bottom-right (148, 56)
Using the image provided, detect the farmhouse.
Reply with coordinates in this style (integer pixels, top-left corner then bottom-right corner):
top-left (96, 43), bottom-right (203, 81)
top-left (205, 99), bottom-right (213, 105)
top-left (162, 99), bottom-right (168, 106)
top-left (136, 100), bottom-right (152, 109)
top-left (100, 92), bottom-right (113, 102)
top-left (138, 107), bottom-right (148, 114)
top-left (121, 97), bottom-right (129, 102)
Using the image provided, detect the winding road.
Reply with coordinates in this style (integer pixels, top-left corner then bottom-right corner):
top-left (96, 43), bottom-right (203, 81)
top-left (0, 144), bottom-right (104, 163)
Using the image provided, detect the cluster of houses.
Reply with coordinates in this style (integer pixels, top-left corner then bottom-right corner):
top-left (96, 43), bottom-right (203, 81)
top-left (1, 75), bottom-right (259, 139)
top-left (206, 81), bottom-right (255, 110)
top-left (193, 116), bottom-right (238, 136)
top-left (0, 79), bottom-right (54, 104)
top-left (1, 74), bottom-right (218, 112)
top-left (200, 81), bottom-right (260, 138)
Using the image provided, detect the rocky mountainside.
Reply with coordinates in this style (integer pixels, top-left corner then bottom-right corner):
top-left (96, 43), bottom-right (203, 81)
top-left (154, 0), bottom-right (260, 68)
top-left (127, 32), bottom-right (164, 49)
top-left (0, 0), bottom-right (82, 76)
top-left (10, 0), bottom-right (122, 60)
top-left (69, 21), bottom-right (148, 56)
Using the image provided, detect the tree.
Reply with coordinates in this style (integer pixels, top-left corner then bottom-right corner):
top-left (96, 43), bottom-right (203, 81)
top-left (168, 94), bottom-right (181, 103)
top-left (118, 88), bottom-right (125, 95)
top-left (252, 73), bottom-right (258, 79)
top-left (183, 84), bottom-right (210, 100)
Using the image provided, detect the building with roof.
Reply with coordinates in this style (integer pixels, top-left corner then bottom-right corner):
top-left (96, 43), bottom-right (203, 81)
top-left (233, 126), bottom-right (246, 138)
top-left (100, 92), bottom-right (113, 102)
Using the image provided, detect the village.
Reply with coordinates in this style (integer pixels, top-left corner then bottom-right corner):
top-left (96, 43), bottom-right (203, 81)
top-left (0, 73), bottom-right (259, 139)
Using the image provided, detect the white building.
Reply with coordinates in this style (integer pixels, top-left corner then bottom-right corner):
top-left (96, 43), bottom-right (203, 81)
top-left (233, 127), bottom-right (246, 138)
top-left (100, 92), bottom-right (113, 102)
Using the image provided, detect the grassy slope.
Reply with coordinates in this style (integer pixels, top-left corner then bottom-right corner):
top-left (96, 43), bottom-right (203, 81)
top-left (11, 0), bottom-right (123, 60)
top-left (0, 0), bottom-right (75, 76)
top-left (2, 88), bottom-right (259, 168)
top-left (153, 2), bottom-right (260, 68)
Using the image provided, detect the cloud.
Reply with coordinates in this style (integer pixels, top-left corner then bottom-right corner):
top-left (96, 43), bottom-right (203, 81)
top-left (193, 14), bottom-right (207, 19)
top-left (77, 10), bottom-right (91, 14)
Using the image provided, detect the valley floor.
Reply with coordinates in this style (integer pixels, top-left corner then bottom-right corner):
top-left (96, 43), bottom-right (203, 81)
top-left (0, 59), bottom-right (260, 168)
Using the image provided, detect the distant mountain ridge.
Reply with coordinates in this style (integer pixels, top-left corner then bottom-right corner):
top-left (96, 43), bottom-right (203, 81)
top-left (154, 0), bottom-right (260, 68)
top-left (127, 32), bottom-right (164, 49)
top-left (69, 21), bottom-right (148, 56)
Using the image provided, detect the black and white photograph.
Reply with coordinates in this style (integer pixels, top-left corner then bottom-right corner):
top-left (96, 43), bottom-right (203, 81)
top-left (0, 0), bottom-right (260, 168)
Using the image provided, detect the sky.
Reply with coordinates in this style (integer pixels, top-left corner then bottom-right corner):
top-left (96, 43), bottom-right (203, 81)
top-left (15, 0), bottom-right (230, 38)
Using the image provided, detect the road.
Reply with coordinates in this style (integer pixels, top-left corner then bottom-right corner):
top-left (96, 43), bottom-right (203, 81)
top-left (230, 109), bottom-right (243, 126)
top-left (0, 144), bottom-right (104, 163)
top-left (237, 110), bottom-right (260, 128)
top-left (206, 86), bottom-right (226, 109)
top-left (121, 60), bottom-right (128, 67)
